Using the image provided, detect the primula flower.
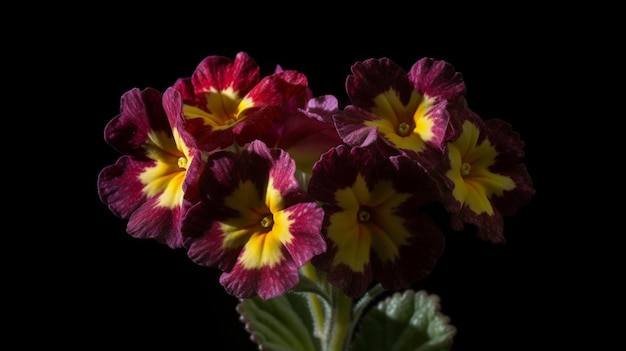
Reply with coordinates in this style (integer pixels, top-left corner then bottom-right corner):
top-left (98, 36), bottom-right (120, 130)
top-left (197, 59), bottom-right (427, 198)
top-left (440, 109), bottom-right (536, 243)
top-left (334, 57), bottom-right (466, 168)
top-left (98, 87), bottom-right (203, 249)
top-left (307, 144), bottom-right (445, 298)
top-left (181, 140), bottom-right (326, 300)
top-left (173, 51), bottom-right (292, 152)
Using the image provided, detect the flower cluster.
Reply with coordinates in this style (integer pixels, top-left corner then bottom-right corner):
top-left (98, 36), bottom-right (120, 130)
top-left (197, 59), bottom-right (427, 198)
top-left (98, 51), bottom-right (535, 303)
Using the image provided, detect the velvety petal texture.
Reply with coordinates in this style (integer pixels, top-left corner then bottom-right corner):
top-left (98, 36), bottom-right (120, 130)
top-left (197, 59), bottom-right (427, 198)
top-left (308, 144), bottom-right (445, 298)
top-left (440, 109), bottom-right (536, 243)
top-left (334, 57), bottom-right (466, 159)
top-left (173, 52), bottom-right (296, 152)
top-left (182, 140), bottom-right (326, 299)
top-left (98, 87), bottom-right (202, 249)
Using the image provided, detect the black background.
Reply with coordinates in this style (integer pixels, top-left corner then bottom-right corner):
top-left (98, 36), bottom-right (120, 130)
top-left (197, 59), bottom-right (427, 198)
top-left (23, 7), bottom-right (576, 350)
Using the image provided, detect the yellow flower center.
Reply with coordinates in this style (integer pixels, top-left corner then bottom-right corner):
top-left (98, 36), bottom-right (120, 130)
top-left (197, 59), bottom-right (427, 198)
top-left (181, 87), bottom-right (255, 130)
top-left (260, 214), bottom-right (274, 228)
top-left (327, 176), bottom-right (413, 271)
top-left (358, 208), bottom-right (371, 222)
top-left (139, 128), bottom-right (191, 209)
top-left (445, 120), bottom-right (517, 215)
top-left (397, 122), bottom-right (412, 137)
top-left (177, 156), bottom-right (188, 169)
top-left (367, 89), bottom-right (437, 154)
top-left (460, 162), bottom-right (471, 176)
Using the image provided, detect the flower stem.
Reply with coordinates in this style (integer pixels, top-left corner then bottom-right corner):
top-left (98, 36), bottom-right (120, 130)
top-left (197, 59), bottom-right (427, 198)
top-left (327, 287), bottom-right (352, 351)
top-left (300, 263), bottom-right (328, 342)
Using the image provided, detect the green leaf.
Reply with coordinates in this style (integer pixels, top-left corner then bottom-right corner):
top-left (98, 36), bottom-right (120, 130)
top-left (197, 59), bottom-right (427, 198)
top-left (237, 293), bottom-right (321, 351)
top-left (349, 290), bottom-right (456, 351)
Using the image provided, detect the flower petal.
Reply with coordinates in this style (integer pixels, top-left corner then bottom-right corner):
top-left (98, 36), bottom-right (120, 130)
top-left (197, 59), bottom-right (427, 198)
top-left (309, 145), bottom-right (444, 297)
top-left (220, 258), bottom-right (300, 300)
top-left (182, 140), bottom-right (325, 299)
top-left (441, 110), bottom-right (536, 243)
top-left (98, 87), bottom-right (200, 249)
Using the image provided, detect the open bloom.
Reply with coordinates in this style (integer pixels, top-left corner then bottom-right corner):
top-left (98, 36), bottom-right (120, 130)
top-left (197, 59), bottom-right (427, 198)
top-left (308, 144), bottom-right (445, 298)
top-left (98, 87), bottom-right (203, 249)
top-left (181, 140), bottom-right (326, 300)
top-left (439, 109), bottom-right (536, 243)
top-left (333, 57), bottom-right (466, 168)
top-left (173, 51), bottom-right (294, 152)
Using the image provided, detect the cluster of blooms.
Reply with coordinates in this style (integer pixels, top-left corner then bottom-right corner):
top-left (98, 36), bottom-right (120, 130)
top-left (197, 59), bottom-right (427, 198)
top-left (98, 52), bottom-right (535, 301)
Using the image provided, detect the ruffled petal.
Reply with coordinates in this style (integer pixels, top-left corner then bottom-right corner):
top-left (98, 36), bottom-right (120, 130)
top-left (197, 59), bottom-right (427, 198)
top-left (309, 145), bottom-right (444, 297)
top-left (182, 140), bottom-right (325, 299)
top-left (98, 87), bottom-right (199, 249)
top-left (441, 109), bottom-right (536, 243)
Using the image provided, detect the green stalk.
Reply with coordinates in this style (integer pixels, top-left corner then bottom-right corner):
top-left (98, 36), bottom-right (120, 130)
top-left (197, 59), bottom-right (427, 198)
top-left (300, 263), bottom-right (328, 342)
top-left (326, 286), bottom-right (353, 351)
